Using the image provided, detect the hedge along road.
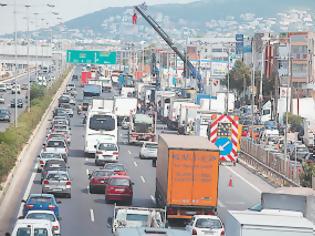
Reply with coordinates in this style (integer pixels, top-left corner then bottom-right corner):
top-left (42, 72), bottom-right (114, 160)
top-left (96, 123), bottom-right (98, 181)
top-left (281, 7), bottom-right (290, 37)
top-left (0, 66), bottom-right (74, 233)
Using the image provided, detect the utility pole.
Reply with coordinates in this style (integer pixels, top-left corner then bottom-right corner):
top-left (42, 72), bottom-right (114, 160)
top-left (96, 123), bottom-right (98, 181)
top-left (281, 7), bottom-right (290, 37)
top-left (251, 37), bottom-right (256, 141)
top-left (25, 4), bottom-right (31, 112)
top-left (226, 47), bottom-right (231, 114)
top-left (14, 0), bottom-right (18, 127)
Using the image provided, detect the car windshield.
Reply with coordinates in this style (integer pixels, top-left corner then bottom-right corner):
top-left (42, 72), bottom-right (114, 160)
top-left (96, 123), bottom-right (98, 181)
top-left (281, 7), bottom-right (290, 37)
top-left (93, 170), bottom-right (112, 177)
top-left (110, 178), bottom-right (130, 186)
top-left (47, 173), bottom-right (69, 181)
top-left (26, 213), bottom-right (56, 222)
top-left (98, 143), bottom-right (117, 151)
top-left (29, 196), bottom-right (53, 204)
top-left (195, 218), bottom-right (222, 229)
top-left (89, 114), bottom-right (115, 131)
top-left (47, 141), bottom-right (65, 148)
top-left (145, 144), bottom-right (157, 149)
top-left (41, 153), bottom-right (61, 159)
top-left (105, 164), bottom-right (125, 171)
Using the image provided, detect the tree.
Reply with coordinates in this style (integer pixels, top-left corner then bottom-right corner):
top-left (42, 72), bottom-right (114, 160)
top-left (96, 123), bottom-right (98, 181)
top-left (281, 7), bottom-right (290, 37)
top-left (222, 60), bottom-right (251, 99)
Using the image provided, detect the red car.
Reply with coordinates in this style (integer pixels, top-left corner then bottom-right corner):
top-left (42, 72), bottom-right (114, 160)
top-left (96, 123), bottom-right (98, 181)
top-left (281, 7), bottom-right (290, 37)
top-left (105, 175), bottom-right (134, 205)
top-left (103, 163), bottom-right (127, 175)
top-left (89, 169), bottom-right (113, 194)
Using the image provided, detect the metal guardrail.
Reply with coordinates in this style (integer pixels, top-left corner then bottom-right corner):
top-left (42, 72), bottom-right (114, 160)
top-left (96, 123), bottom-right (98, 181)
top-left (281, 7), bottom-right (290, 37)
top-left (240, 138), bottom-right (301, 187)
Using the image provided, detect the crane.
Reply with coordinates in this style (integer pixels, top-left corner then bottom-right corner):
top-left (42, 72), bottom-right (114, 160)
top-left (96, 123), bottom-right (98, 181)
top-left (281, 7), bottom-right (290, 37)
top-left (134, 4), bottom-right (203, 92)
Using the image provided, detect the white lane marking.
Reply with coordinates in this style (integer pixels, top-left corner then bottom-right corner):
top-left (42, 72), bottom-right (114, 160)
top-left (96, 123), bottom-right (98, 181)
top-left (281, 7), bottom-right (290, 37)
top-left (86, 169), bottom-right (89, 176)
top-left (133, 161), bottom-right (138, 167)
top-left (150, 195), bottom-right (156, 203)
top-left (224, 166), bottom-right (262, 193)
top-left (128, 150), bottom-right (131, 155)
top-left (140, 176), bottom-right (146, 183)
top-left (90, 209), bottom-right (95, 222)
top-left (18, 163), bottom-right (38, 216)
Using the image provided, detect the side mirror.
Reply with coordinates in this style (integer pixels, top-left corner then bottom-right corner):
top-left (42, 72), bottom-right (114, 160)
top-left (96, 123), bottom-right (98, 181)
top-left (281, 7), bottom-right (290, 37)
top-left (107, 217), bottom-right (113, 227)
top-left (18, 216), bottom-right (24, 219)
top-left (57, 200), bottom-right (62, 204)
top-left (21, 199), bottom-right (26, 203)
top-left (88, 174), bottom-right (92, 179)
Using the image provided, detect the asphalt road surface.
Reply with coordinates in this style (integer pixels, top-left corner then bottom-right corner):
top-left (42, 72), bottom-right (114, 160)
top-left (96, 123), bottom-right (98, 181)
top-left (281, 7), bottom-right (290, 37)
top-left (0, 66), bottom-right (274, 235)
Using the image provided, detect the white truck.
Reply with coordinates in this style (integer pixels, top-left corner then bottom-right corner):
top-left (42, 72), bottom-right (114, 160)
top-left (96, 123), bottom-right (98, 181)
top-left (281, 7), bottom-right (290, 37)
top-left (177, 103), bottom-right (200, 134)
top-left (114, 97), bottom-right (137, 124)
top-left (210, 92), bottom-right (235, 113)
top-left (91, 99), bottom-right (114, 113)
top-left (156, 91), bottom-right (176, 122)
top-left (99, 76), bottom-right (112, 92)
top-left (167, 98), bottom-right (192, 130)
top-left (303, 118), bottom-right (315, 152)
top-left (108, 206), bottom-right (166, 234)
top-left (225, 209), bottom-right (314, 236)
top-left (194, 111), bottom-right (214, 138)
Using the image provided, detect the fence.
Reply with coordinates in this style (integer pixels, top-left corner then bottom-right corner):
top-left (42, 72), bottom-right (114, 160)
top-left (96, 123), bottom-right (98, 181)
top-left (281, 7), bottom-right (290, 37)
top-left (240, 138), bottom-right (301, 187)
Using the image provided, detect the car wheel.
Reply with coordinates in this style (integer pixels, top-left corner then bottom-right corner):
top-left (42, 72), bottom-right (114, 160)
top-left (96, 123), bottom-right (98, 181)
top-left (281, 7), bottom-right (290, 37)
top-left (67, 193), bottom-right (71, 198)
top-left (152, 160), bottom-right (157, 167)
top-left (89, 186), bottom-right (94, 194)
top-left (139, 154), bottom-right (143, 159)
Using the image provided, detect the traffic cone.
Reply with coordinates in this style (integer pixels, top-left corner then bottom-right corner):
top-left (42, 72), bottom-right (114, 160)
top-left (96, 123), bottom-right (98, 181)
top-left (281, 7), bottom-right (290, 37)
top-left (228, 176), bottom-right (233, 187)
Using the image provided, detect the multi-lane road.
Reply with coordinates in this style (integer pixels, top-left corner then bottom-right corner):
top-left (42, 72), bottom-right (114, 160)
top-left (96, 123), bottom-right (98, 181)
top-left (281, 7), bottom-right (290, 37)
top-left (0, 66), bottom-right (274, 235)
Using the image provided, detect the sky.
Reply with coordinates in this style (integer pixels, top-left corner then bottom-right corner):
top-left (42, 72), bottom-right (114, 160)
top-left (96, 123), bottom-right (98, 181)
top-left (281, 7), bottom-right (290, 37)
top-left (0, 0), bottom-right (195, 34)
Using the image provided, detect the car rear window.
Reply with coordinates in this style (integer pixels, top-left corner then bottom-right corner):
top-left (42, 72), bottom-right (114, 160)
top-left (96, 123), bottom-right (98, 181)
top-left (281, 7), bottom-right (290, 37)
top-left (195, 218), bottom-right (222, 229)
top-left (17, 228), bottom-right (31, 236)
top-left (98, 143), bottom-right (117, 151)
top-left (105, 164), bottom-right (125, 171)
top-left (93, 170), bottom-right (112, 177)
top-left (41, 153), bottom-right (61, 159)
top-left (47, 141), bottom-right (65, 148)
top-left (29, 196), bottom-right (53, 204)
top-left (110, 178), bottom-right (130, 186)
top-left (27, 213), bottom-right (56, 222)
top-left (47, 173), bottom-right (69, 181)
top-left (145, 144), bottom-right (157, 149)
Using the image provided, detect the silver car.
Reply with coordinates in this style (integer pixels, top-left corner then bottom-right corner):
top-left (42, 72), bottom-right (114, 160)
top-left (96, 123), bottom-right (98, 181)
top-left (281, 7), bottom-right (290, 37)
top-left (37, 152), bottom-right (63, 173)
top-left (42, 171), bottom-right (72, 198)
top-left (139, 142), bottom-right (158, 159)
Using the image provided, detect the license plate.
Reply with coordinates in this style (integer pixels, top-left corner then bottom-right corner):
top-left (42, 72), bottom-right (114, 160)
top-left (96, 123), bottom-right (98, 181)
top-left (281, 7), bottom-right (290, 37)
top-left (52, 188), bottom-right (62, 192)
top-left (202, 230), bottom-right (214, 234)
top-left (100, 180), bottom-right (105, 184)
top-left (115, 188), bottom-right (124, 192)
top-left (186, 211), bottom-right (197, 215)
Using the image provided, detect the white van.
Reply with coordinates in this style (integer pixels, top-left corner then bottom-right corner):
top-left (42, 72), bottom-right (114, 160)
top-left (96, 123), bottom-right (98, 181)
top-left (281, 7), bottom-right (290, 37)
top-left (7, 219), bottom-right (54, 236)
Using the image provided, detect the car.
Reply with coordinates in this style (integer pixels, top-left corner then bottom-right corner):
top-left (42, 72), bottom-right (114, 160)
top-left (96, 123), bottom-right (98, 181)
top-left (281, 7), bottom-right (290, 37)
top-left (43, 138), bottom-right (69, 163)
top-left (41, 159), bottom-right (67, 183)
top-left (0, 83), bottom-right (6, 92)
top-left (121, 117), bottom-right (130, 129)
top-left (0, 109), bottom-right (10, 122)
top-left (50, 125), bottom-right (71, 144)
top-left (58, 95), bottom-right (70, 105)
top-left (139, 142), bottom-right (158, 159)
top-left (66, 83), bottom-right (76, 91)
top-left (7, 219), bottom-right (54, 236)
top-left (53, 115), bottom-right (71, 125)
top-left (88, 169), bottom-right (114, 194)
top-left (11, 84), bottom-right (21, 94)
top-left (10, 98), bottom-right (23, 108)
top-left (21, 83), bottom-right (29, 90)
top-left (42, 170), bottom-right (72, 198)
top-left (185, 215), bottom-right (225, 236)
top-left (105, 175), bottom-right (134, 204)
top-left (59, 103), bottom-right (74, 117)
top-left (50, 119), bottom-right (69, 128)
top-left (0, 96), bottom-right (5, 104)
top-left (103, 163), bottom-right (127, 175)
top-left (24, 210), bottom-right (61, 235)
top-left (5, 83), bottom-right (12, 91)
top-left (22, 194), bottom-right (61, 217)
top-left (53, 108), bottom-right (68, 117)
top-left (82, 97), bottom-right (92, 111)
top-left (72, 74), bottom-right (78, 81)
top-left (37, 152), bottom-right (64, 173)
top-left (95, 142), bottom-right (119, 165)
top-left (46, 132), bottom-right (68, 144)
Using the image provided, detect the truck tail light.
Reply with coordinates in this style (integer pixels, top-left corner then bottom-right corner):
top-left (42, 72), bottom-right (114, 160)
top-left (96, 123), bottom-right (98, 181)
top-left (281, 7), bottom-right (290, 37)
top-left (192, 228), bottom-right (197, 235)
top-left (167, 207), bottom-right (176, 215)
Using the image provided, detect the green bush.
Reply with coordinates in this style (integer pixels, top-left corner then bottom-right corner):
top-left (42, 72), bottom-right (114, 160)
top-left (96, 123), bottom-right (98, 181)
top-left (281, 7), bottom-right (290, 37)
top-left (300, 163), bottom-right (315, 187)
top-left (0, 66), bottom-right (72, 183)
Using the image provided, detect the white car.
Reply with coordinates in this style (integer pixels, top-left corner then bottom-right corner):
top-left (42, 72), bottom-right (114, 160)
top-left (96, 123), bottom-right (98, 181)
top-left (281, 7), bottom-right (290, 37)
top-left (37, 152), bottom-right (64, 172)
top-left (8, 219), bottom-right (54, 236)
top-left (185, 215), bottom-right (225, 236)
top-left (95, 142), bottom-right (119, 166)
top-left (25, 210), bottom-right (61, 235)
top-left (0, 96), bottom-right (5, 104)
top-left (139, 142), bottom-right (158, 159)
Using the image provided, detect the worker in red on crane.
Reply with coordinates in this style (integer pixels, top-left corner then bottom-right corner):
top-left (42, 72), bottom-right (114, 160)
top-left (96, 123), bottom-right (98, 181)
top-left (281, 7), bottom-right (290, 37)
top-left (132, 12), bottom-right (137, 24)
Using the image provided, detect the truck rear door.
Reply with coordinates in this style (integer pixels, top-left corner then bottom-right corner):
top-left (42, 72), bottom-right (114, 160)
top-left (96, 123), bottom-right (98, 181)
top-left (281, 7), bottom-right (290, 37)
top-left (168, 149), bottom-right (219, 206)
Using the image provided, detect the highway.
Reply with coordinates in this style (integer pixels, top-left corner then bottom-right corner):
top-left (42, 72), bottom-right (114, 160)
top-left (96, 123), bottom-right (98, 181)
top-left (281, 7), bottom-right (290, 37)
top-left (0, 66), bottom-right (274, 235)
top-left (0, 72), bottom-right (35, 132)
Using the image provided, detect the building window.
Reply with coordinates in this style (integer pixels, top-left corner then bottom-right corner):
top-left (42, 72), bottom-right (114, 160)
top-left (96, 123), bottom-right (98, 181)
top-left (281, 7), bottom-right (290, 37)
top-left (292, 63), bottom-right (307, 77)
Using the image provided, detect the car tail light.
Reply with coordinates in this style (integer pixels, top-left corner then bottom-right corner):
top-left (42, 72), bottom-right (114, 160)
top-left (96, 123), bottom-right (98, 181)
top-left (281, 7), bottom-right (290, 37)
top-left (192, 228), bottom-right (197, 235)
top-left (96, 151), bottom-right (103, 154)
top-left (48, 205), bottom-right (56, 210)
top-left (39, 160), bottom-right (44, 165)
top-left (220, 230), bottom-right (225, 236)
top-left (25, 204), bottom-right (34, 209)
top-left (43, 180), bottom-right (49, 185)
top-left (66, 181), bottom-right (71, 186)
top-left (52, 225), bottom-right (59, 231)
top-left (113, 152), bottom-right (119, 155)
top-left (167, 207), bottom-right (176, 215)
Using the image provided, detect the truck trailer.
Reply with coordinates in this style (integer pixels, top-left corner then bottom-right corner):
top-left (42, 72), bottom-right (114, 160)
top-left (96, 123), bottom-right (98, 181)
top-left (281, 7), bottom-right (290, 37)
top-left (155, 134), bottom-right (220, 220)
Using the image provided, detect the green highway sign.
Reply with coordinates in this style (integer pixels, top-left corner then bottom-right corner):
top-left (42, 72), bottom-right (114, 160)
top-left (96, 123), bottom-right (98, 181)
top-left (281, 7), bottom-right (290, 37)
top-left (66, 50), bottom-right (117, 64)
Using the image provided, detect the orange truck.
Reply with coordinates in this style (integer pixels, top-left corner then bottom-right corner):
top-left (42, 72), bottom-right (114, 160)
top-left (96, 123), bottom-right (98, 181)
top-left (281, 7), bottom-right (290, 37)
top-left (155, 134), bottom-right (220, 220)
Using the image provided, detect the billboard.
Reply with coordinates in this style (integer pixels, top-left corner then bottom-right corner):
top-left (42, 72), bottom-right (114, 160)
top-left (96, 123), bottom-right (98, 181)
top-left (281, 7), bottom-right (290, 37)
top-left (211, 62), bottom-right (228, 77)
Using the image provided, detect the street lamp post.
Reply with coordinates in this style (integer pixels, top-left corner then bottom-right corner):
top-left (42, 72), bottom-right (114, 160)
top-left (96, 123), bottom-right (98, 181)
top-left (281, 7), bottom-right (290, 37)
top-left (13, 0), bottom-right (18, 127)
top-left (25, 4), bottom-right (31, 112)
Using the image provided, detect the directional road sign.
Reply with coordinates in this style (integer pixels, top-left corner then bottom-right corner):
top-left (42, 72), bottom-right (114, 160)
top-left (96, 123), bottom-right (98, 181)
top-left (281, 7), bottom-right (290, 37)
top-left (66, 50), bottom-right (117, 64)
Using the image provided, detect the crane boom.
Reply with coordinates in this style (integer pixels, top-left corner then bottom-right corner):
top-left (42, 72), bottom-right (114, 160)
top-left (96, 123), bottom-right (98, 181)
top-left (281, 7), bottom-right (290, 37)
top-left (134, 5), bottom-right (202, 91)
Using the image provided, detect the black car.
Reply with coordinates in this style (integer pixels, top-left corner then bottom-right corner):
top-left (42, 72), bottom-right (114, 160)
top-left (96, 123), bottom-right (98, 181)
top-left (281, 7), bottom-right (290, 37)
top-left (0, 109), bottom-right (10, 122)
top-left (58, 95), bottom-right (70, 105)
top-left (10, 98), bottom-right (23, 108)
top-left (41, 159), bottom-right (67, 183)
